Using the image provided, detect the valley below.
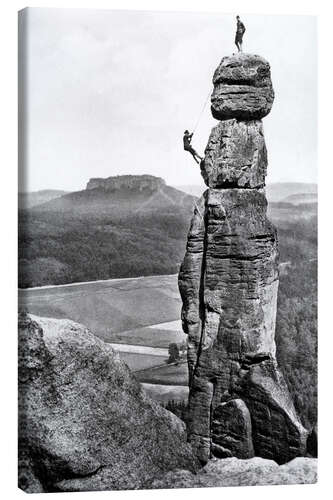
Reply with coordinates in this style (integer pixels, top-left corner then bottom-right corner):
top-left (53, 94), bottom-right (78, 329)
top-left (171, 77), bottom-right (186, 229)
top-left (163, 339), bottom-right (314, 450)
top-left (19, 274), bottom-right (189, 402)
top-left (18, 178), bottom-right (317, 426)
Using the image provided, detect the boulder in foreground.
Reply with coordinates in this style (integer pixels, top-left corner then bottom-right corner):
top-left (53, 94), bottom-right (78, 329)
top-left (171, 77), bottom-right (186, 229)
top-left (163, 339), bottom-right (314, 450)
top-left (18, 313), bottom-right (199, 493)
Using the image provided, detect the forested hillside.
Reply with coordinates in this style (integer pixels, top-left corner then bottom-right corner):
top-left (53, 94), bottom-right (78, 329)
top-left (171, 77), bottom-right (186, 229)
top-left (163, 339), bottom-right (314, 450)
top-left (18, 210), bottom-right (192, 287)
top-left (274, 209), bottom-right (317, 429)
top-left (18, 189), bottom-right (68, 209)
top-left (19, 205), bottom-right (317, 287)
top-left (18, 177), bottom-right (195, 287)
top-left (275, 257), bottom-right (317, 429)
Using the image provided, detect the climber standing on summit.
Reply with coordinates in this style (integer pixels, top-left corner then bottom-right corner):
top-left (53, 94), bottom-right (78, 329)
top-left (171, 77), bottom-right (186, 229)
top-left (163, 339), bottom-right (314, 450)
top-left (235, 15), bottom-right (246, 52)
top-left (183, 130), bottom-right (203, 164)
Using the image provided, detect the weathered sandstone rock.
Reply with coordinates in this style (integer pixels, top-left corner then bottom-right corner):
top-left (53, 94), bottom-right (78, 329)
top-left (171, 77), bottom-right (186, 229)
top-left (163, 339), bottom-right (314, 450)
top-left (200, 119), bottom-right (267, 188)
top-left (18, 313), bottom-right (199, 493)
top-left (235, 359), bottom-right (308, 463)
top-left (178, 193), bottom-right (206, 382)
top-left (203, 188), bottom-right (279, 357)
top-left (211, 399), bottom-right (254, 459)
top-left (211, 54), bottom-right (274, 120)
top-left (149, 456), bottom-right (317, 489)
top-left (180, 189), bottom-right (307, 463)
top-left (179, 52), bottom-right (307, 464)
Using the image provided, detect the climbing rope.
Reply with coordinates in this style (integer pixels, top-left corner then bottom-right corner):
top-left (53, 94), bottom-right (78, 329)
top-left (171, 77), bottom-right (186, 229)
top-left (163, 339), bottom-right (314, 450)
top-left (191, 88), bottom-right (212, 136)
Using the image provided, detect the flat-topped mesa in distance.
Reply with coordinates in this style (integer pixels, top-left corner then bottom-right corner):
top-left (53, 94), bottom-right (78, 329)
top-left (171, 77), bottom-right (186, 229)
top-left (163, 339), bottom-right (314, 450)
top-left (211, 53), bottom-right (274, 121)
top-left (86, 175), bottom-right (165, 192)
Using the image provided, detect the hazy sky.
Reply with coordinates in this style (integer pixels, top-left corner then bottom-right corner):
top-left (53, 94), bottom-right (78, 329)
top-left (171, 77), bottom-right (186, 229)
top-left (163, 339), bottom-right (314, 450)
top-left (19, 8), bottom-right (317, 192)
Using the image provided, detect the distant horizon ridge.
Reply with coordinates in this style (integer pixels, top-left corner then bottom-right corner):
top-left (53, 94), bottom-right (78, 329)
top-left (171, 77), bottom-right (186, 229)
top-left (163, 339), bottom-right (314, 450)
top-left (21, 178), bottom-right (317, 195)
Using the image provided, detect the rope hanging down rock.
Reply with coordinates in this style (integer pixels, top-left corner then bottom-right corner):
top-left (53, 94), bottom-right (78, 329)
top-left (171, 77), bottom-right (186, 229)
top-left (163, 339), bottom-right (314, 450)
top-left (191, 88), bottom-right (211, 135)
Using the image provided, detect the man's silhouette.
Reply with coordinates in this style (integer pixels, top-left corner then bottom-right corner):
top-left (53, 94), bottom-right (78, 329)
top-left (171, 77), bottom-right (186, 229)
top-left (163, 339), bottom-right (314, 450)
top-left (183, 130), bottom-right (203, 164)
top-left (235, 15), bottom-right (246, 52)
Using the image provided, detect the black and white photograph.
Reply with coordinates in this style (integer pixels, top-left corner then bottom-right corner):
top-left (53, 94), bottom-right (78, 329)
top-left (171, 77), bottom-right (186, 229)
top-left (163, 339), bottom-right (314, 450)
top-left (17, 5), bottom-right (318, 493)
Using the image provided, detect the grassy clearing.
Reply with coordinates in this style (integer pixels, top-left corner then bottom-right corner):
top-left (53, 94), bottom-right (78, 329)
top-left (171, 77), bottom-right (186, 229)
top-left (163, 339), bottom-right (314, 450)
top-left (137, 361), bottom-right (188, 386)
top-left (141, 383), bottom-right (189, 403)
top-left (18, 274), bottom-right (181, 339)
top-left (117, 352), bottom-right (167, 372)
top-left (104, 326), bottom-right (186, 348)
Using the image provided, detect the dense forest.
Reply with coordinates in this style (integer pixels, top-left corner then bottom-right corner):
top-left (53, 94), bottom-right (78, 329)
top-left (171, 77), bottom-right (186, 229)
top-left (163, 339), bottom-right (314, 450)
top-left (275, 258), bottom-right (317, 429)
top-left (18, 210), bottom-right (192, 287)
top-left (274, 213), bottom-right (317, 431)
top-left (18, 200), bottom-right (317, 288)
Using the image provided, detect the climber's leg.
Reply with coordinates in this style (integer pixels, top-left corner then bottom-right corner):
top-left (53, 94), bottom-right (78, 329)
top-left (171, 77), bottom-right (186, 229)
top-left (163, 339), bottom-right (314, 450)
top-left (187, 146), bottom-right (199, 164)
top-left (189, 146), bottom-right (203, 164)
top-left (191, 152), bottom-right (199, 164)
top-left (235, 38), bottom-right (240, 52)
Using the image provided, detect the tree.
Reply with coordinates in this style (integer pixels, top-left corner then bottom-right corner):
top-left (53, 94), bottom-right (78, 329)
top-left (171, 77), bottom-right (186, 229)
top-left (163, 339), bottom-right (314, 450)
top-left (179, 341), bottom-right (187, 357)
top-left (168, 343), bottom-right (180, 364)
top-left (164, 399), bottom-right (188, 424)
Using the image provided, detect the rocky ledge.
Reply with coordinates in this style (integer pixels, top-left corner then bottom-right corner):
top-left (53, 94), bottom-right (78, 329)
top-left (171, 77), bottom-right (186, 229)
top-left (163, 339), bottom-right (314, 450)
top-left (149, 456), bottom-right (317, 489)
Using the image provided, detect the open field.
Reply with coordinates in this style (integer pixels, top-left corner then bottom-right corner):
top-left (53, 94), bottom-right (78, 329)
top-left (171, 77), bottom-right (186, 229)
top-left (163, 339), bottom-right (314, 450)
top-left (108, 344), bottom-right (169, 371)
top-left (18, 275), bottom-right (182, 340)
top-left (105, 321), bottom-right (186, 348)
top-left (19, 275), bottom-right (188, 388)
top-left (136, 361), bottom-right (188, 386)
top-left (109, 343), bottom-right (168, 356)
top-left (141, 383), bottom-right (189, 403)
top-left (117, 352), bottom-right (168, 371)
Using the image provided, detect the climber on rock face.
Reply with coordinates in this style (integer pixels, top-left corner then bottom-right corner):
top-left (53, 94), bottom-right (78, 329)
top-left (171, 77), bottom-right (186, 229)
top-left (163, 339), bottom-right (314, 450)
top-left (235, 15), bottom-right (246, 52)
top-left (183, 130), bottom-right (203, 164)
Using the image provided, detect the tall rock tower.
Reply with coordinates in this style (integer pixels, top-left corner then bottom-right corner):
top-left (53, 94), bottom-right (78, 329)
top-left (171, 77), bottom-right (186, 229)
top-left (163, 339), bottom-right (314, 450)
top-left (179, 54), bottom-right (307, 465)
